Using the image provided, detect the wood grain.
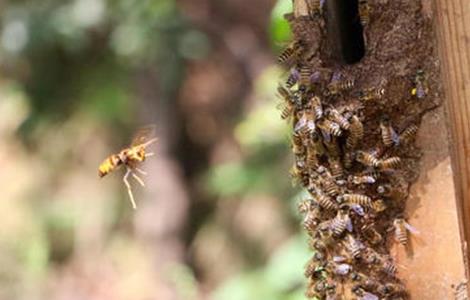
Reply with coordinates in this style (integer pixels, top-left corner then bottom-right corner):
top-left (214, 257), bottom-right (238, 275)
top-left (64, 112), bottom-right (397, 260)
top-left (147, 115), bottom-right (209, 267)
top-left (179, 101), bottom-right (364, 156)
top-left (433, 0), bottom-right (470, 274)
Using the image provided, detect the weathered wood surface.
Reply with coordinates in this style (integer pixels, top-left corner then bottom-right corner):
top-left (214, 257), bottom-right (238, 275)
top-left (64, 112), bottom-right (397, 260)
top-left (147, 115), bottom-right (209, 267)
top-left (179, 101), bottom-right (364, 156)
top-left (433, 0), bottom-right (470, 271)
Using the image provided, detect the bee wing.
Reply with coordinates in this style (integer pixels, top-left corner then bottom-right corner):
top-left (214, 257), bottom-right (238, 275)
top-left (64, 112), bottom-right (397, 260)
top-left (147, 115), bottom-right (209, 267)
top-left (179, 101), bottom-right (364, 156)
top-left (351, 204), bottom-right (365, 216)
top-left (361, 292), bottom-right (379, 300)
top-left (335, 263), bottom-right (352, 275)
top-left (391, 127), bottom-right (400, 145)
top-left (333, 255), bottom-right (347, 263)
top-left (131, 125), bottom-right (156, 147)
top-left (404, 222), bottom-right (420, 235)
top-left (346, 218), bottom-right (354, 232)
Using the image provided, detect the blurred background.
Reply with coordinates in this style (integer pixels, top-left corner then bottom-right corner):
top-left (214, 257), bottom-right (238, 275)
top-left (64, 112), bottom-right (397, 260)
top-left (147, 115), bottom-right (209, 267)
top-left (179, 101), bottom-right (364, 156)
top-left (0, 1), bottom-right (311, 299)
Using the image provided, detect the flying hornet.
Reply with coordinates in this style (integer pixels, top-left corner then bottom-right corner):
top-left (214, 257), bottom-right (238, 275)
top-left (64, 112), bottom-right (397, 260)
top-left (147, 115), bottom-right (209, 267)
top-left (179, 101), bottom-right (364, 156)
top-left (98, 126), bottom-right (157, 209)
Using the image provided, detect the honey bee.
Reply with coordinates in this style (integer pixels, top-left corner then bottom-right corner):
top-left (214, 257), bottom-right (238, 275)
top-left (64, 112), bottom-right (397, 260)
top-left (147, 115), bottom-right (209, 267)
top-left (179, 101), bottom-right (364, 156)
top-left (327, 108), bottom-right (350, 130)
top-left (346, 115), bottom-right (364, 149)
top-left (310, 96), bottom-right (323, 119)
top-left (321, 176), bottom-right (342, 196)
top-left (303, 209), bottom-right (322, 232)
top-left (313, 190), bottom-right (339, 211)
top-left (355, 151), bottom-right (380, 167)
top-left (285, 68), bottom-right (299, 88)
top-left (358, 0), bottom-right (370, 27)
top-left (99, 126), bottom-right (157, 209)
top-left (411, 69), bottom-right (428, 99)
top-left (342, 193), bottom-right (373, 208)
top-left (393, 218), bottom-right (419, 246)
top-left (399, 124), bottom-right (419, 145)
top-left (299, 65), bottom-right (312, 91)
top-left (352, 285), bottom-right (380, 300)
top-left (277, 40), bottom-right (303, 65)
top-left (380, 258), bottom-right (398, 277)
top-left (343, 234), bottom-right (364, 259)
top-left (277, 85), bottom-right (296, 120)
top-left (377, 156), bottom-right (401, 171)
top-left (350, 272), bottom-right (380, 291)
top-left (377, 184), bottom-right (407, 201)
top-left (358, 87), bottom-right (385, 102)
top-left (317, 118), bottom-right (342, 137)
top-left (328, 156), bottom-right (344, 178)
top-left (309, 237), bottom-right (328, 252)
top-left (290, 164), bottom-right (309, 187)
top-left (330, 205), bottom-right (353, 236)
top-left (306, 146), bottom-right (319, 170)
top-left (380, 116), bottom-right (399, 147)
top-left (327, 72), bottom-right (355, 95)
top-left (295, 110), bottom-right (316, 136)
top-left (349, 174), bottom-right (376, 185)
top-left (342, 151), bottom-right (354, 169)
top-left (378, 283), bottom-right (407, 296)
top-left (292, 132), bottom-right (306, 155)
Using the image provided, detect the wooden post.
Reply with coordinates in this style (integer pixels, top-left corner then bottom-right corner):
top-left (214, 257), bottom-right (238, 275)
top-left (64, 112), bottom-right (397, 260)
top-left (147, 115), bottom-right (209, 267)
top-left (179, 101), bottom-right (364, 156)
top-left (433, 0), bottom-right (470, 272)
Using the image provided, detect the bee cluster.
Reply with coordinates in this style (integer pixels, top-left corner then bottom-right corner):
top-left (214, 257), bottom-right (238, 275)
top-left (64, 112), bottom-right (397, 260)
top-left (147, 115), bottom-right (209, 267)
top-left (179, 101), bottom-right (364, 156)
top-left (278, 1), bottom-right (440, 299)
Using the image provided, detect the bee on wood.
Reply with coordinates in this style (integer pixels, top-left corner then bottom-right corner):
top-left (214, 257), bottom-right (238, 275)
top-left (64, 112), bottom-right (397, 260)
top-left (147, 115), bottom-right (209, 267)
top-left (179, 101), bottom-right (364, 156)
top-left (411, 69), bottom-right (428, 99)
top-left (310, 96), bottom-right (323, 119)
top-left (349, 174), bottom-right (376, 185)
top-left (378, 283), bottom-right (407, 297)
top-left (343, 234), bottom-right (364, 259)
top-left (277, 40), bottom-right (303, 65)
top-left (326, 72), bottom-right (355, 95)
top-left (393, 218), bottom-right (419, 246)
top-left (377, 184), bottom-right (407, 201)
top-left (313, 190), bottom-right (339, 211)
top-left (358, 0), bottom-right (370, 27)
top-left (285, 68), bottom-right (299, 88)
top-left (330, 205), bottom-right (353, 236)
top-left (292, 132), bottom-right (306, 156)
top-left (303, 209), bottom-right (322, 232)
top-left (380, 116), bottom-right (399, 147)
top-left (299, 65), bottom-right (312, 91)
top-left (358, 87), bottom-right (385, 102)
top-left (399, 124), bottom-right (419, 145)
top-left (328, 156), bottom-right (344, 178)
top-left (326, 108), bottom-right (351, 130)
top-left (356, 150), bottom-right (380, 167)
top-left (346, 115), bottom-right (364, 149)
top-left (352, 285), bottom-right (380, 300)
top-left (377, 156), bottom-right (401, 171)
top-left (342, 151), bottom-right (355, 169)
top-left (350, 272), bottom-right (380, 291)
top-left (295, 110), bottom-right (316, 136)
top-left (99, 126), bottom-right (157, 209)
top-left (277, 85), bottom-right (297, 119)
top-left (317, 118), bottom-right (342, 137)
top-left (342, 193), bottom-right (373, 208)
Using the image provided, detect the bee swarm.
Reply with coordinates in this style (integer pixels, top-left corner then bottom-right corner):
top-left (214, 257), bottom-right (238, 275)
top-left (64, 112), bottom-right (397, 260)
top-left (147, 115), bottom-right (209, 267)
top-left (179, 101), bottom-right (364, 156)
top-left (279, 0), bottom-right (440, 299)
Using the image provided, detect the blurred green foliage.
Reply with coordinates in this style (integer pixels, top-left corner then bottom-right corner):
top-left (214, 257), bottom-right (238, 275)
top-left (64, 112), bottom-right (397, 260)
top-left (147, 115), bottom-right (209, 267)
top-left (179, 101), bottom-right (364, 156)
top-left (269, 0), bottom-right (293, 51)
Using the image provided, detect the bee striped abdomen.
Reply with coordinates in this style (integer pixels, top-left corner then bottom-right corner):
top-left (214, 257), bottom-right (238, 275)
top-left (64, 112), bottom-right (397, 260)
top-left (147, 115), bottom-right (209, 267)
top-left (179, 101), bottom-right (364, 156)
top-left (98, 154), bottom-right (122, 177)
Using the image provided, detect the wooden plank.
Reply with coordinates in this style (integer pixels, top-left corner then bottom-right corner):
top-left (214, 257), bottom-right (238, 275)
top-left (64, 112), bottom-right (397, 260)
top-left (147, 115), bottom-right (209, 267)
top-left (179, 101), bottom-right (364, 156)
top-left (433, 0), bottom-right (470, 274)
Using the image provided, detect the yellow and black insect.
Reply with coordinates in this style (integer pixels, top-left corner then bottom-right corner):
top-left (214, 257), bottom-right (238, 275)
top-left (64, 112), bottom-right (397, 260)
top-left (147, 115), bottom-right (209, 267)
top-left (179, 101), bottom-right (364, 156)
top-left (99, 126), bottom-right (157, 209)
top-left (393, 218), bottom-right (419, 246)
top-left (380, 116), bottom-right (399, 147)
top-left (358, 0), bottom-right (370, 27)
top-left (346, 115), bottom-right (364, 149)
top-left (355, 150), bottom-right (380, 167)
top-left (277, 40), bottom-right (303, 65)
top-left (358, 87), bottom-right (385, 102)
top-left (377, 156), bottom-right (401, 171)
top-left (411, 69), bottom-right (428, 99)
top-left (399, 124), bottom-right (419, 145)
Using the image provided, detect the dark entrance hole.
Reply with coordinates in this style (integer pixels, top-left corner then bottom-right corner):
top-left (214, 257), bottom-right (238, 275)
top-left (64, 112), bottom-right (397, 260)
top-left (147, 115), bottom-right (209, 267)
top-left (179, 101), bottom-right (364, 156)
top-left (326, 0), bottom-right (365, 64)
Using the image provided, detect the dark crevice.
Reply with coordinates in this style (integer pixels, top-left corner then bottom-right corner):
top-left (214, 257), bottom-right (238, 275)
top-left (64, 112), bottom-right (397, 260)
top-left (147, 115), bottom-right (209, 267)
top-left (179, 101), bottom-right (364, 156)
top-left (326, 0), bottom-right (365, 64)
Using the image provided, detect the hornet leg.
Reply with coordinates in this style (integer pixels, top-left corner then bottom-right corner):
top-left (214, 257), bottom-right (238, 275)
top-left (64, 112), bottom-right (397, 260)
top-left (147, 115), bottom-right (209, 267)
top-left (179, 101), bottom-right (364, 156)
top-left (123, 168), bottom-right (137, 209)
